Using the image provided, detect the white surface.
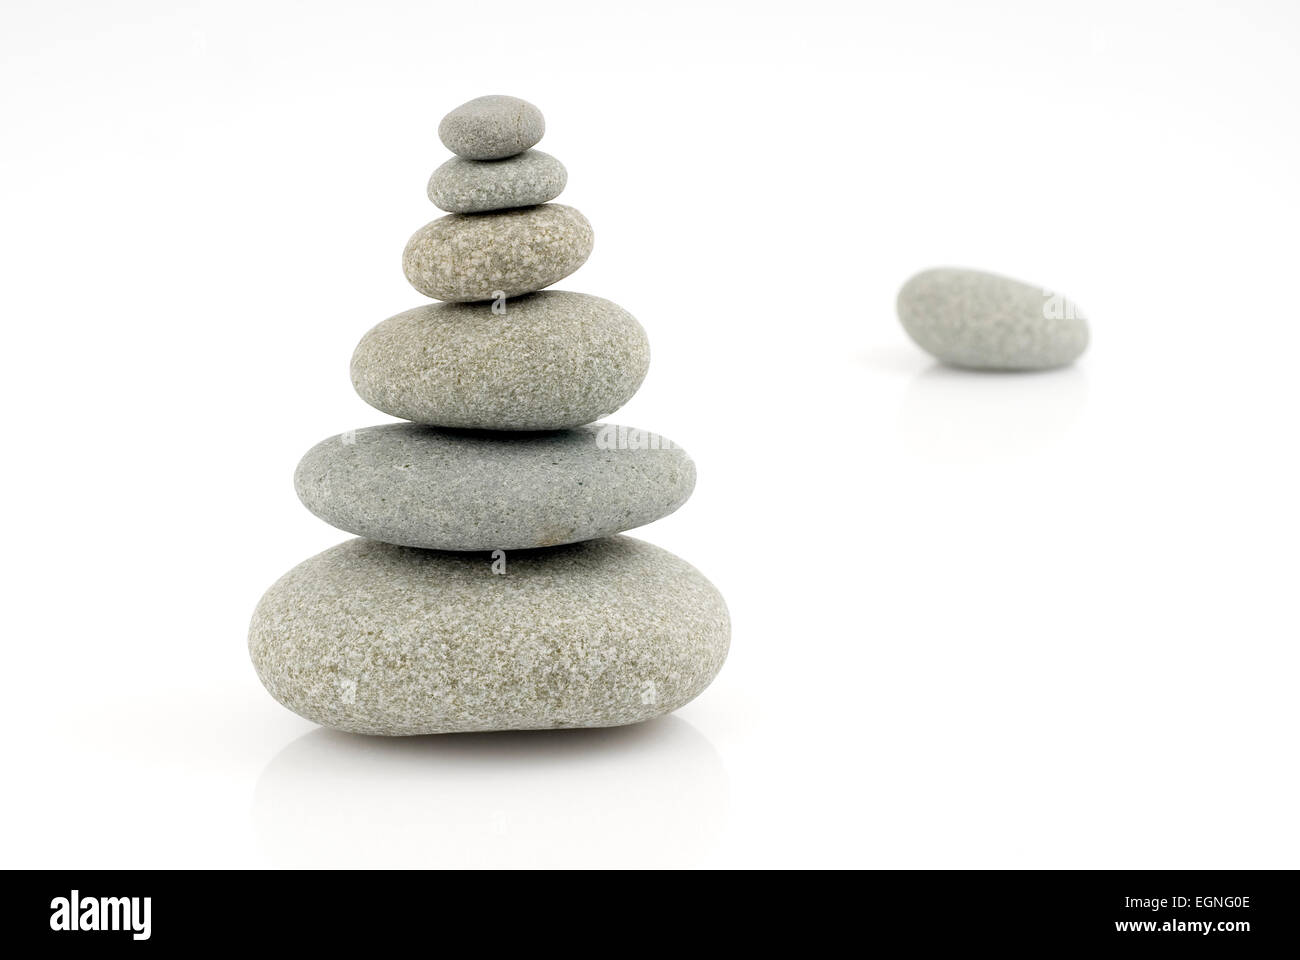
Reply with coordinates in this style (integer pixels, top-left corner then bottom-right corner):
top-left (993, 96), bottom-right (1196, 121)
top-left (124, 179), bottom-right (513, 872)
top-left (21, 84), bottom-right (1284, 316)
top-left (2, 0), bottom-right (1298, 868)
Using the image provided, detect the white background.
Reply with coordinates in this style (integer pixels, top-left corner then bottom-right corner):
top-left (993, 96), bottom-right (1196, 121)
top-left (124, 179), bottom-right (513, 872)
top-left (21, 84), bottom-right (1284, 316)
top-left (2, 0), bottom-right (1297, 868)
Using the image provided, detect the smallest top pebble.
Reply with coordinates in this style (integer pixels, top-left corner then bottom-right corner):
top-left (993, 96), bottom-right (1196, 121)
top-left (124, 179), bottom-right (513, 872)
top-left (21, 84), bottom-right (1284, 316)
top-left (438, 95), bottom-right (545, 160)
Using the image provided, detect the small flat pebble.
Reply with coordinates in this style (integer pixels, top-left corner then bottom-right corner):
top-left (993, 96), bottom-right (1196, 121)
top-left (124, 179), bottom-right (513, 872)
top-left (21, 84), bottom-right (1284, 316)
top-left (438, 95), bottom-right (545, 160)
top-left (351, 291), bottom-right (649, 430)
top-left (897, 267), bottom-right (1090, 370)
top-left (403, 204), bottom-right (593, 302)
top-left (249, 536), bottom-right (730, 735)
top-left (428, 149), bottom-right (567, 213)
top-left (294, 422), bottom-right (695, 551)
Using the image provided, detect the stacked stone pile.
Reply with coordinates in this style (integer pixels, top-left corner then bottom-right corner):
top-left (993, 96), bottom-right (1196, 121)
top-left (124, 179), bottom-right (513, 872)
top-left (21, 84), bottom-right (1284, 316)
top-left (249, 95), bottom-right (729, 736)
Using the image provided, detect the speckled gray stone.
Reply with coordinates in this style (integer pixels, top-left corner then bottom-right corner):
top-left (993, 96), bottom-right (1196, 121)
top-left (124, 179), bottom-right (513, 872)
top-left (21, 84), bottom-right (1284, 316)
top-left (428, 150), bottom-right (567, 214)
top-left (350, 291), bottom-right (649, 431)
top-left (248, 535), bottom-right (730, 735)
top-left (294, 422), bottom-right (695, 551)
top-left (897, 267), bottom-right (1090, 370)
top-left (438, 95), bottom-right (545, 160)
top-left (403, 204), bottom-right (593, 302)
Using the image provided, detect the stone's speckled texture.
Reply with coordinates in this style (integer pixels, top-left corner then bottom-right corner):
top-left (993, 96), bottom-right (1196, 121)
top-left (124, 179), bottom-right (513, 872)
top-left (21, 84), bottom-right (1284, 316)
top-left (350, 291), bottom-right (649, 431)
top-left (897, 267), bottom-right (1090, 370)
top-left (428, 150), bottom-right (567, 214)
top-left (294, 423), bottom-right (695, 551)
top-left (438, 95), bottom-right (545, 160)
top-left (248, 535), bottom-right (730, 735)
top-left (403, 204), bottom-right (593, 302)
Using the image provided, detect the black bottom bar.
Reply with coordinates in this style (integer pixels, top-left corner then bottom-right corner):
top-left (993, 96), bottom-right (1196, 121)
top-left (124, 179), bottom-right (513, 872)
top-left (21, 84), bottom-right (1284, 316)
top-left (7, 869), bottom-right (1292, 949)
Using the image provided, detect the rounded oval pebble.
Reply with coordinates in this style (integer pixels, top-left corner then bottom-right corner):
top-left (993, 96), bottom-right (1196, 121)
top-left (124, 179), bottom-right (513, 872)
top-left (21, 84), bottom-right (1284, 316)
top-left (438, 94), bottom-right (545, 160)
top-left (403, 203), bottom-right (593, 302)
top-left (294, 422), bottom-right (695, 551)
top-left (428, 149), bottom-right (567, 214)
top-left (249, 536), bottom-right (730, 735)
top-left (897, 267), bottom-right (1090, 370)
top-left (351, 291), bottom-right (649, 431)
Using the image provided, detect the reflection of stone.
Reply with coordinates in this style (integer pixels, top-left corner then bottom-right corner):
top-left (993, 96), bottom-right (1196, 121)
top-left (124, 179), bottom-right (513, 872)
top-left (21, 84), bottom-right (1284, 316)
top-left (900, 364), bottom-right (1088, 463)
top-left (253, 717), bottom-right (728, 868)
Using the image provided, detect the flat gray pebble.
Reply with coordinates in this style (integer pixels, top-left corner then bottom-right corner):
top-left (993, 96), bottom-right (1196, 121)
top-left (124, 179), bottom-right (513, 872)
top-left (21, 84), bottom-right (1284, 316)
top-left (897, 267), bottom-right (1090, 370)
top-left (403, 204), bottom-right (593, 302)
top-left (249, 535), bottom-right (730, 735)
top-left (351, 291), bottom-right (649, 430)
top-left (294, 422), bottom-right (695, 551)
top-left (428, 150), bottom-right (567, 213)
top-left (438, 94), bottom-right (545, 160)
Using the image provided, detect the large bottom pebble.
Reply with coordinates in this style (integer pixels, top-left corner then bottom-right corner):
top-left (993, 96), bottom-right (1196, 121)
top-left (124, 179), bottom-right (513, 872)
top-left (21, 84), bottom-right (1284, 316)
top-left (249, 536), bottom-right (730, 735)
